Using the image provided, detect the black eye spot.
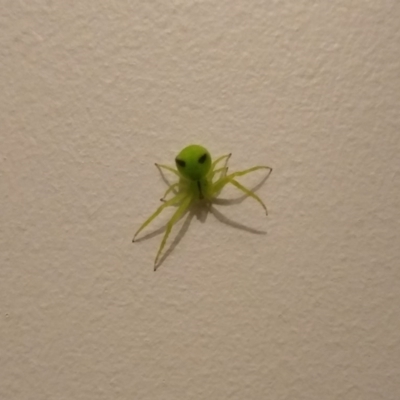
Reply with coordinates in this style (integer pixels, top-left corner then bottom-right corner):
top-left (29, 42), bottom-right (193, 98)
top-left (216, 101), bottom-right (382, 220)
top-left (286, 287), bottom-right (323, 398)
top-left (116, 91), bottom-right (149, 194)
top-left (198, 153), bottom-right (207, 164)
top-left (175, 159), bottom-right (186, 167)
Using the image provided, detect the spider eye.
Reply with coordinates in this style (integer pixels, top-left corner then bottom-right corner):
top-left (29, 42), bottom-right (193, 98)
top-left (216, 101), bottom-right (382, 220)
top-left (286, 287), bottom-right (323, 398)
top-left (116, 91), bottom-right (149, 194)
top-left (175, 159), bottom-right (186, 167)
top-left (198, 153), bottom-right (207, 164)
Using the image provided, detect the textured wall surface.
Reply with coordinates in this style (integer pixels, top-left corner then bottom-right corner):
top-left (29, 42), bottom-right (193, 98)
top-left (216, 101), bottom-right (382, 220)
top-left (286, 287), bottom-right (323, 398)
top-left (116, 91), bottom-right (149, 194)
top-left (1, 1), bottom-right (399, 399)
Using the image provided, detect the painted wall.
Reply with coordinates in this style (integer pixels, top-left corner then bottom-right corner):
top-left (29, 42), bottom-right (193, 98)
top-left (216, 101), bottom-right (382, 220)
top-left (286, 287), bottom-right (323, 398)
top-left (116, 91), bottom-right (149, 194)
top-left (1, 1), bottom-right (399, 399)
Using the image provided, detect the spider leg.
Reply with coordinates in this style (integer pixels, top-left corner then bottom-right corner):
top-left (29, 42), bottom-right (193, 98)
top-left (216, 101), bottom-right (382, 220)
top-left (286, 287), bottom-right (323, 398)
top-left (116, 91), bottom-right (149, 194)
top-left (160, 182), bottom-right (179, 201)
top-left (155, 163), bottom-right (180, 177)
top-left (228, 178), bottom-right (268, 215)
top-left (211, 153), bottom-right (231, 170)
top-left (227, 165), bottom-right (272, 180)
top-left (154, 195), bottom-right (192, 269)
top-left (132, 192), bottom-right (186, 241)
top-left (211, 165), bottom-right (272, 214)
top-left (211, 167), bottom-right (229, 180)
top-left (207, 153), bottom-right (231, 181)
top-left (212, 176), bottom-right (268, 215)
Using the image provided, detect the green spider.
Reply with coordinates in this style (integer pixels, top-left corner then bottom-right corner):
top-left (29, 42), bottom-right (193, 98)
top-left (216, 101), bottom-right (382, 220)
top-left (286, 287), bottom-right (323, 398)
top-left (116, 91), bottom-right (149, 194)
top-left (132, 144), bottom-right (272, 269)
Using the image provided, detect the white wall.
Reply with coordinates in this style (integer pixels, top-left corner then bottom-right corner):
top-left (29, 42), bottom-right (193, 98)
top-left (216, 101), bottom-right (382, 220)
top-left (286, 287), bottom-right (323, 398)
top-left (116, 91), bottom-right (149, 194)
top-left (1, 1), bottom-right (399, 399)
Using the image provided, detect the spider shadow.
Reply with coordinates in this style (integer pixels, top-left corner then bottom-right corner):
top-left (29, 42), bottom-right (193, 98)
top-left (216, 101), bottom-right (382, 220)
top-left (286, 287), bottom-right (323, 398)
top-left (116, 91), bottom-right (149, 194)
top-left (135, 169), bottom-right (272, 270)
top-left (153, 200), bottom-right (266, 270)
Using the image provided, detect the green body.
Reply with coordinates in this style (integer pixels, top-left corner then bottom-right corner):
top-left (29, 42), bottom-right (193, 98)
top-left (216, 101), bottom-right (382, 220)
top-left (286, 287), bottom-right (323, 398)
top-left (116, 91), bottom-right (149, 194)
top-left (133, 144), bottom-right (272, 270)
